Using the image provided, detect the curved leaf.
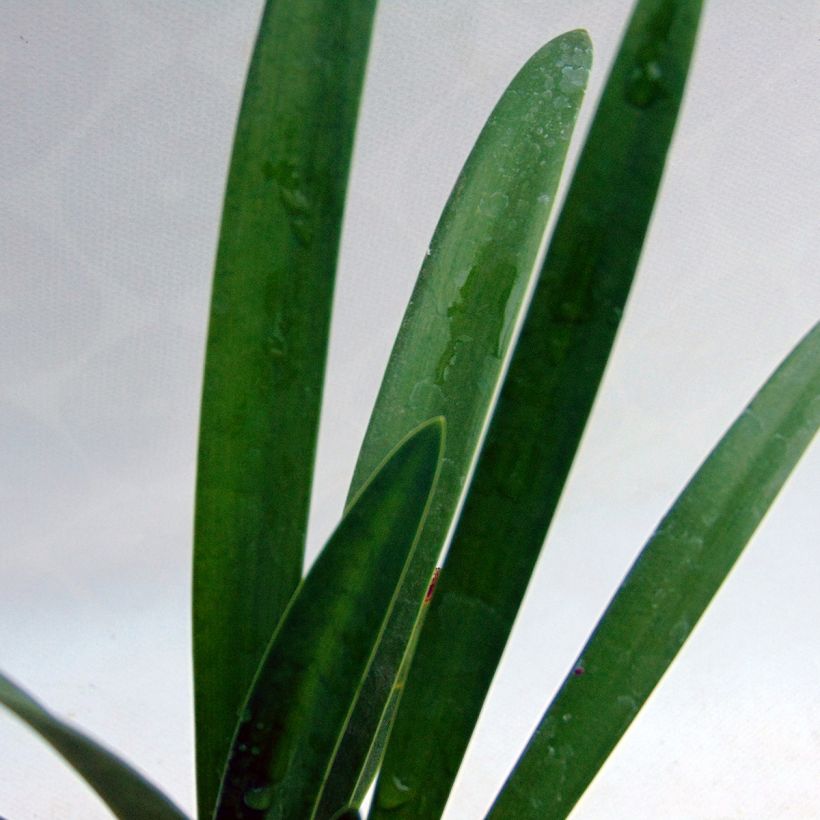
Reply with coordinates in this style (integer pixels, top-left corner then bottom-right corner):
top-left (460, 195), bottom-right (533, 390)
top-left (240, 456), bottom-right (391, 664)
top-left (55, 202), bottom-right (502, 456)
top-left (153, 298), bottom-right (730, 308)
top-left (214, 419), bottom-right (444, 820)
top-left (489, 321), bottom-right (820, 818)
top-left (192, 1), bottom-right (377, 815)
top-left (0, 672), bottom-right (187, 820)
top-left (371, 2), bottom-right (705, 817)
top-left (320, 31), bottom-right (592, 815)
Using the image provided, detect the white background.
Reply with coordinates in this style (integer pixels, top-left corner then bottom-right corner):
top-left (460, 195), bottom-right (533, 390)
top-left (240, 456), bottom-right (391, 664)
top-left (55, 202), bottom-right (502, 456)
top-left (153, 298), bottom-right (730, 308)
top-left (2, 2), bottom-right (819, 818)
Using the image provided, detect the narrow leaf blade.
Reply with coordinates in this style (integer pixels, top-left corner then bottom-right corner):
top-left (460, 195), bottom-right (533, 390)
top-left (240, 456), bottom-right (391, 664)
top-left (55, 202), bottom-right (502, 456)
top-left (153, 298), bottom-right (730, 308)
top-left (0, 672), bottom-right (187, 820)
top-left (192, 1), bottom-right (376, 815)
top-left (489, 321), bottom-right (820, 818)
top-left (214, 420), bottom-right (444, 820)
top-left (321, 31), bottom-right (592, 814)
top-left (372, 2), bottom-right (705, 816)
top-left (349, 28), bottom-right (592, 513)
top-left (321, 569), bottom-right (442, 816)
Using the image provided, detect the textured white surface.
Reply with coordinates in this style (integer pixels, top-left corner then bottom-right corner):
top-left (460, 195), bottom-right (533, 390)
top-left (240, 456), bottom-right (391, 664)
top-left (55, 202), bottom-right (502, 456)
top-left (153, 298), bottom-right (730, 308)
top-left (2, 2), bottom-right (819, 818)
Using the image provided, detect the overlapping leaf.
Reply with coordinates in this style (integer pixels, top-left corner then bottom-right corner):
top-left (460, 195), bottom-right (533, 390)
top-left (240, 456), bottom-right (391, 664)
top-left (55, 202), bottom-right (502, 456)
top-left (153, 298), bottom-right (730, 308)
top-left (214, 420), bottom-right (444, 820)
top-left (192, 2), bottom-right (377, 815)
top-left (371, 2), bottom-right (705, 816)
top-left (316, 30), bottom-right (593, 815)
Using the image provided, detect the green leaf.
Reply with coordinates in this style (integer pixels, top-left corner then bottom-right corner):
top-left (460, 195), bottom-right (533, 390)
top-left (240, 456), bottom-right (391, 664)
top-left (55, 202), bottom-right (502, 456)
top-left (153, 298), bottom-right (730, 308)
top-left (322, 30), bottom-right (592, 812)
top-left (371, 2), bottom-right (705, 816)
top-left (214, 419), bottom-right (445, 820)
top-left (0, 671), bottom-right (187, 820)
top-left (489, 321), bottom-right (820, 818)
top-left (349, 28), bottom-right (592, 506)
top-left (192, 1), bottom-right (376, 816)
top-left (317, 568), bottom-right (441, 818)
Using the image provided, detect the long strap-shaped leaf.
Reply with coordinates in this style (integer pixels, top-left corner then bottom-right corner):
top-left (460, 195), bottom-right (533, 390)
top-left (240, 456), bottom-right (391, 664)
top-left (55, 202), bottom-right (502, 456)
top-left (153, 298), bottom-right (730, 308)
top-left (317, 32), bottom-right (591, 816)
top-left (489, 321), bottom-right (820, 819)
top-left (192, 2), bottom-right (376, 815)
top-left (370, 2), bottom-right (704, 817)
top-left (214, 420), bottom-right (444, 820)
top-left (0, 672), bottom-right (187, 820)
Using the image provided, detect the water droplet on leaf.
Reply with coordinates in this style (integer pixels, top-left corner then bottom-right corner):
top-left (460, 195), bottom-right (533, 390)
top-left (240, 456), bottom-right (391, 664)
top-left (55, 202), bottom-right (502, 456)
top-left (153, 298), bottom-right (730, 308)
top-left (377, 774), bottom-right (415, 809)
top-left (625, 59), bottom-right (666, 108)
top-left (330, 809), bottom-right (361, 820)
top-left (244, 784), bottom-right (274, 811)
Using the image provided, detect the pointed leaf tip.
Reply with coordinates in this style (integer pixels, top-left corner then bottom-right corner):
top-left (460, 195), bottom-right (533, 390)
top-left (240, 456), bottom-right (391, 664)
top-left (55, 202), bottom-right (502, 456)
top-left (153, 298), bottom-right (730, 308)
top-left (215, 421), bottom-right (444, 820)
top-left (326, 29), bottom-right (592, 814)
top-left (372, 1), bottom-right (706, 815)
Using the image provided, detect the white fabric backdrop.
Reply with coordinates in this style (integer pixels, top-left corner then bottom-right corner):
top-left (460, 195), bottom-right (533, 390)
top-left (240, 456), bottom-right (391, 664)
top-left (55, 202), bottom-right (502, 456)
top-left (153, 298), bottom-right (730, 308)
top-left (2, 2), bottom-right (818, 817)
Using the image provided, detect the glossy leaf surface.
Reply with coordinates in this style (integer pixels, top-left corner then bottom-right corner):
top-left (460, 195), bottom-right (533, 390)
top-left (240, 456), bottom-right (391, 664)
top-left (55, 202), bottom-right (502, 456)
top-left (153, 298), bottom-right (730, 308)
top-left (192, 1), bottom-right (376, 815)
top-left (490, 321), bottom-right (820, 818)
top-left (325, 31), bottom-right (592, 812)
top-left (215, 420), bottom-right (444, 820)
top-left (372, 2), bottom-right (704, 816)
top-left (0, 672), bottom-right (187, 820)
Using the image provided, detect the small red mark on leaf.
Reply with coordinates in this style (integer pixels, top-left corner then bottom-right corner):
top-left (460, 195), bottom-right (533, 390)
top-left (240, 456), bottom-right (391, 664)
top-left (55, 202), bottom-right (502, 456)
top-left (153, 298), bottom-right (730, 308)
top-left (424, 567), bottom-right (442, 604)
top-left (573, 665), bottom-right (585, 676)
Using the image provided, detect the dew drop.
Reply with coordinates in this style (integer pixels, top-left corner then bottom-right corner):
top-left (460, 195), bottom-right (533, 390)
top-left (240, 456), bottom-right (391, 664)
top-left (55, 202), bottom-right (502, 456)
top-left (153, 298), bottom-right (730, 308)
top-left (477, 191), bottom-right (509, 218)
top-left (669, 618), bottom-right (690, 645)
top-left (376, 774), bottom-right (415, 810)
top-left (559, 64), bottom-right (588, 94)
top-left (330, 809), bottom-right (361, 820)
top-left (266, 331), bottom-right (286, 357)
top-left (408, 378), bottom-right (444, 413)
top-left (244, 784), bottom-right (274, 811)
top-left (625, 59), bottom-right (666, 108)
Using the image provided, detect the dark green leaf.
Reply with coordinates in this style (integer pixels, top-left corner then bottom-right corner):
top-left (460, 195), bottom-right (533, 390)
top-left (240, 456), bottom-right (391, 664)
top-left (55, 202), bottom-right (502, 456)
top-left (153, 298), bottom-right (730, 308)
top-left (322, 31), bottom-right (592, 813)
top-left (0, 671), bottom-right (187, 820)
top-left (371, 2), bottom-right (705, 816)
top-left (489, 321), bottom-right (820, 818)
top-left (192, 1), bottom-right (376, 815)
top-left (214, 419), bottom-right (444, 820)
